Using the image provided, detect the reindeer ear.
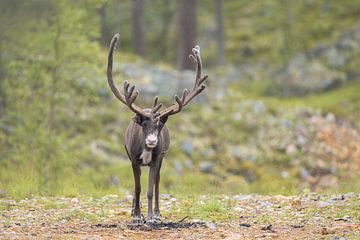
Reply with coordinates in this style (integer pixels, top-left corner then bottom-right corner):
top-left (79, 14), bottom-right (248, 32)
top-left (133, 114), bottom-right (146, 125)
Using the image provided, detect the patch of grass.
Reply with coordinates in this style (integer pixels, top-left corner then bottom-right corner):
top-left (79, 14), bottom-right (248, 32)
top-left (333, 199), bottom-right (360, 221)
top-left (59, 209), bottom-right (98, 222)
top-left (248, 174), bottom-right (299, 196)
top-left (256, 214), bottom-right (276, 225)
top-left (0, 201), bottom-right (14, 211)
top-left (176, 195), bottom-right (237, 221)
top-left (36, 198), bottom-right (68, 210)
top-left (2, 171), bottom-right (40, 200)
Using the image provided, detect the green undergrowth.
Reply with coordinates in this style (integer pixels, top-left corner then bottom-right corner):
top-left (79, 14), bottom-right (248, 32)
top-left (233, 79), bottom-right (360, 122)
top-left (1, 73), bottom-right (360, 200)
top-left (2, 156), bottom-right (360, 200)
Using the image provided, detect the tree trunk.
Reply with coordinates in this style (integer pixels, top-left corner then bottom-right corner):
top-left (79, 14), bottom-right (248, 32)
top-left (0, 39), bottom-right (5, 118)
top-left (158, 1), bottom-right (175, 59)
top-left (279, 0), bottom-right (293, 97)
top-left (214, 0), bottom-right (225, 65)
top-left (132, 0), bottom-right (146, 57)
top-left (99, 2), bottom-right (109, 46)
top-left (177, 0), bottom-right (197, 70)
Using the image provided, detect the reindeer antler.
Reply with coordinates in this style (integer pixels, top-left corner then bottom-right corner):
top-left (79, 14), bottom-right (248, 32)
top-left (158, 45), bottom-right (208, 118)
top-left (107, 33), bottom-right (162, 119)
top-left (107, 33), bottom-right (207, 120)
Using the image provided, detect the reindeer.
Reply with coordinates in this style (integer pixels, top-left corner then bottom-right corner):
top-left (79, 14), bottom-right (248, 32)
top-left (107, 33), bottom-right (208, 224)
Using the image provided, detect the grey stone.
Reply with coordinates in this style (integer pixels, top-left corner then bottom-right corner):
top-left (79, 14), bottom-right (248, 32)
top-left (344, 192), bottom-right (356, 198)
top-left (316, 201), bottom-right (332, 208)
top-left (199, 161), bottom-right (214, 173)
top-left (296, 135), bottom-right (307, 146)
top-left (174, 161), bottom-right (183, 174)
top-left (183, 159), bottom-right (194, 169)
top-left (181, 141), bottom-right (193, 155)
top-left (233, 195), bottom-right (252, 201)
top-left (231, 146), bottom-right (242, 158)
top-left (205, 222), bottom-right (217, 229)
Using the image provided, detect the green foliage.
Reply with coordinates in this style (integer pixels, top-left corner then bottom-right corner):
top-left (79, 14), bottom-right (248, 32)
top-left (235, 79), bottom-right (360, 125)
top-left (224, 0), bottom-right (360, 66)
top-left (0, 0), bottom-right (360, 200)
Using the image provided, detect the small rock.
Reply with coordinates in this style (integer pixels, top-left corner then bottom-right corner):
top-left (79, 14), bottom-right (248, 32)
top-left (252, 101), bottom-right (266, 114)
top-left (267, 233), bottom-right (279, 238)
top-left (296, 135), bottom-right (307, 146)
top-left (326, 113), bottom-right (336, 122)
top-left (173, 161), bottom-right (183, 174)
top-left (316, 201), bottom-right (332, 208)
top-left (321, 227), bottom-right (336, 235)
top-left (110, 176), bottom-right (119, 186)
top-left (239, 223), bottom-right (251, 227)
top-left (286, 144), bottom-right (298, 155)
top-left (234, 207), bottom-right (245, 212)
top-left (257, 200), bottom-right (273, 207)
top-left (181, 142), bottom-right (193, 155)
top-left (331, 195), bottom-right (345, 201)
top-left (309, 192), bottom-right (320, 201)
top-left (335, 215), bottom-right (351, 221)
top-left (290, 224), bottom-right (304, 228)
top-left (300, 168), bottom-right (310, 179)
top-left (160, 194), bottom-right (172, 199)
top-left (233, 195), bottom-right (252, 201)
top-left (261, 224), bottom-right (274, 232)
top-left (330, 236), bottom-right (347, 240)
top-left (183, 159), bottom-right (193, 169)
top-left (205, 222), bottom-right (217, 229)
top-left (231, 146), bottom-right (242, 158)
top-left (344, 192), bottom-right (356, 198)
top-left (191, 219), bottom-right (204, 223)
top-left (291, 198), bottom-right (302, 210)
top-left (199, 161), bottom-right (214, 173)
top-left (281, 171), bottom-right (289, 179)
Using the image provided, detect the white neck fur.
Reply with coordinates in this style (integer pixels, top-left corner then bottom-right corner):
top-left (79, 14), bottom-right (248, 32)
top-left (140, 149), bottom-right (152, 165)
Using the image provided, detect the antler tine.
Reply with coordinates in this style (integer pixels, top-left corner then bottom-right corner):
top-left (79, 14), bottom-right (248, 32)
top-left (151, 96), bottom-right (163, 115)
top-left (107, 33), bottom-right (151, 118)
top-left (158, 45), bottom-right (208, 118)
top-left (192, 45), bottom-right (202, 85)
top-left (152, 96), bottom-right (158, 108)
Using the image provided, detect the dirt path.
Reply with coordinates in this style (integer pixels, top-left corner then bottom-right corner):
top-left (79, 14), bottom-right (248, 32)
top-left (1, 193), bottom-right (359, 239)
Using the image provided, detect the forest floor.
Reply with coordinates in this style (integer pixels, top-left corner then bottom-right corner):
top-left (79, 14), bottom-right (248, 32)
top-left (1, 193), bottom-right (360, 239)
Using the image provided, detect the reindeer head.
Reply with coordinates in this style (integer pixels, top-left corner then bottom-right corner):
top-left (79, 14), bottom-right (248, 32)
top-left (107, 33), bottom-right (208, 149)
top-left (132, 98), bottom-right (168, 149)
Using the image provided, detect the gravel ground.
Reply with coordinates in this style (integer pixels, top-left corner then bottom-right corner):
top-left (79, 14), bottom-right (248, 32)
top-left (1, 193), bottom-right (359, 239)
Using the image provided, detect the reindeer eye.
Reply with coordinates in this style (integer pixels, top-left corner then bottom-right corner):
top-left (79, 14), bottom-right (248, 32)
top-left (142, 121), bottom-right (149, 128)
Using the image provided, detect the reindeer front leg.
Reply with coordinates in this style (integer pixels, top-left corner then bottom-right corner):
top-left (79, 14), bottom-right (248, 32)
top-left (131, 162), bottom-right (142, 224)
top-left (146, 164), bottom-right (158, 223)
top-left (154, 159), bottom-right (163, 221)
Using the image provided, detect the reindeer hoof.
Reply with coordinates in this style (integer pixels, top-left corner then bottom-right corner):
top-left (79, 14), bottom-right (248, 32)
top-left (154, 214), bottom-right (162, 222)
top-left (130, 216), bottom-right (143, 225)
top-left (146, 217), bottom-right (161, 224)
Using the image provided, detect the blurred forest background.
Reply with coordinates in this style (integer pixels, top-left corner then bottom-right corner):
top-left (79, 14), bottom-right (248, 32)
top-left (0, 0), bottom-right (359, 199)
